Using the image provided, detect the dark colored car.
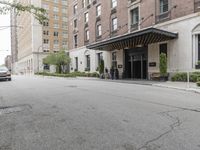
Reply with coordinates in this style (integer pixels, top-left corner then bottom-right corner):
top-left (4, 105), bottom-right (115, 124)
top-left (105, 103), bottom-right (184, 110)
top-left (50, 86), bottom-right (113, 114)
top-left (0, 66), bottom-right (11, 81)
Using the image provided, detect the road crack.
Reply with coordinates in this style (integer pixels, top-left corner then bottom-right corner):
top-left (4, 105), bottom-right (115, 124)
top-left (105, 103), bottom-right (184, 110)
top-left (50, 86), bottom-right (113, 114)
top-left (137, 110), bottom-right (182, 150)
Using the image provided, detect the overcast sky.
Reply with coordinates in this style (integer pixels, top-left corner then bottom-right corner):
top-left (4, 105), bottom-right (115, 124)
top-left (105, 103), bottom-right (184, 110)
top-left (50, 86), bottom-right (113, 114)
top-left (0, 13), bottom-right (11, 65)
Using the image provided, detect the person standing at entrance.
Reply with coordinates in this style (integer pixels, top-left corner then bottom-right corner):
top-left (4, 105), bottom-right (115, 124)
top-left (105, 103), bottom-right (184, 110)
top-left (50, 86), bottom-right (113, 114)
top-left (110, 67), bottom-right (114, 80)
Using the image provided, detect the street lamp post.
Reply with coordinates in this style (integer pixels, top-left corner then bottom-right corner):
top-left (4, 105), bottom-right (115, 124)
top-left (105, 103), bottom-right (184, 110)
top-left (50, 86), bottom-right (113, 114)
top-left (37, 45), bottom-right (43, 73)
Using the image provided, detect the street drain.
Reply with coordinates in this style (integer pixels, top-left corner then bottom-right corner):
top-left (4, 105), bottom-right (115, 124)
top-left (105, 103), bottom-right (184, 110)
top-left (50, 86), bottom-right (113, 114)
top-left (0, 104), bottom-right (31, 115)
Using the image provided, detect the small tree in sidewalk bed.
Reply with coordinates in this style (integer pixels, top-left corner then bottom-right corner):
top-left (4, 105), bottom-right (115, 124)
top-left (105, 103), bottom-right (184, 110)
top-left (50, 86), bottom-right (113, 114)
top-left (43, 50), bottom-right (71, 74)
top-left (159, 53), bottom-right (168, 80)
top-left (99, 59), bottom-right (104, 78)
top-left (197, 77), bottom-right (200, 87)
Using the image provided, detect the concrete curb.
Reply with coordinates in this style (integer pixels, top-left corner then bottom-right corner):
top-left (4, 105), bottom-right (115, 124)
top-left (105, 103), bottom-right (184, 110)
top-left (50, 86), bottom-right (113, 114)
top-left (153, 84), bottom-right (200, 94)
top-left (34, 75), bottom-right (200, 94)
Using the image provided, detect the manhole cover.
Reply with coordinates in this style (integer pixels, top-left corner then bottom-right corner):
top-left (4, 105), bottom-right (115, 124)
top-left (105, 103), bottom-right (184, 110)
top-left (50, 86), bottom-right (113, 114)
top-left (0, 104), bottom-right (31, 115)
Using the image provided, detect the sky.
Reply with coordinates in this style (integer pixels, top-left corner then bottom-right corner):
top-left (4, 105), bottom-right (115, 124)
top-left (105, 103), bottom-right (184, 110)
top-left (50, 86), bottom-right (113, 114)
top-left (0, 13), bottom-right (11, 65)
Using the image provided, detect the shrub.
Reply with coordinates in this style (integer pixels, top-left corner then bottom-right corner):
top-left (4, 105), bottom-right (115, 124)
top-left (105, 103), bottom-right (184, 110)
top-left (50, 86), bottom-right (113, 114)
top-left (99, 59), bottom-right (104, 74)
top-left (171, 73), bottom-right (187, 82)
top-left (171, 72), bottom-right (200, 82)
top-left (160, 53), bottom-right (167, 76)
top-left (197, 81), bottom-right (200, 87)
top-left (35, 71), bottom-right (99, 78)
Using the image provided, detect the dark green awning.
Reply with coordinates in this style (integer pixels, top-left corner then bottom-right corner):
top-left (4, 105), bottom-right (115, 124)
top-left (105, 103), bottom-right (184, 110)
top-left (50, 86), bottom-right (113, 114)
top-left (86, 28), bottom-right (178, 51)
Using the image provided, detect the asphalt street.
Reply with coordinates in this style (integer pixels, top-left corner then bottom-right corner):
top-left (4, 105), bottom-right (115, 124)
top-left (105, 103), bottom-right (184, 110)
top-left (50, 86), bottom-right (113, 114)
top-left (0, 76), bottom-right (200, 150)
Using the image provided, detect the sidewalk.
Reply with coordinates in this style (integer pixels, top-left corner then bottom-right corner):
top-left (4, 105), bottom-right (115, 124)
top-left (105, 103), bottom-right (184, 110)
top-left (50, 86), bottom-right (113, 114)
top-left (88, 78), bottom-right (200, 94)
top-left (35, 75), bottom-right (200, 94)
top-left (152, 81), bottom-right (200, 94)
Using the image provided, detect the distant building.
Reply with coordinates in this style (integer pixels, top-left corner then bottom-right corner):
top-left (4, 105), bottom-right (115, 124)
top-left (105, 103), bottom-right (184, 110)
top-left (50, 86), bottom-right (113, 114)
top-left (68, 0), bottom-right (200, 79)
top-left (11, 0), bottom-right (68, 74)
top-left (5, 55), bottom-right (12, 71)
top-left (10, 9), bottom-right (18, 74)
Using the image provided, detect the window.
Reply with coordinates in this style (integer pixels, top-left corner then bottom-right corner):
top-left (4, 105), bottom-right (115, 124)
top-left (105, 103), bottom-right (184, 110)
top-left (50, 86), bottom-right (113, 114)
top-left (54, 23), bottom-right (59, 28)
top-left (131, 7), bottom-right (139, 25)
top-left (74, 19), bottom-right (77, 29)
top-left (43, 39), bottom-right (49, 44)
top-left (112, 18), bottom-right (117, 31)
top-left (54, 0), bottom-right (58, 3)
top-left (62, 31), bottom-right (68, 38)
top-left (160, 0), bottom-right (168, 14)
top-left (86, 55), bottom-right (90, 70)
top-left (87, 0), bottom-right (91, 5)
top-left (82, 0), bottom-right (86, 8)
top-left (44, 64), bottom-right (50, 70)
top-left (53, 14), bottom-right (59, 20)
top-left (111, 0), bottom-right (117, 8)
top-left (85, 12), bottom-right (89, 23)
top-left (97, 24), bottom-right (102, 36)
top-left (75, 57), bottom-right (78, 71)
top-left (43, 22), bottom-right (49, 26)
top-left (62, 0), bottom-right (67, 5)
top-left (160, 43), bottom-right (168, 57)
top-left (54, 39), bottom-right (59, 45)
top-left (96, 5), bottom-right (101, 16)
top-left (112, 52), bottom-right (117, 68)
top-left (62, 22), bottom-right (67, 29)
top-left (54, 31), bottom-right (59, 37)
top-left (53, 6), bottom-right (59, 12)
top-left (62, 16), bottom-right (67, 22)
top-left (74, 4), bottom-right (77, 15)
top-left (85, 29), bottom-right (89, 41)
top-left (43, 30), bottom-right (49, 35)
top-left (74, 35), bottom-right (78, 48)
top-left (62, 7), bottom-right (67, 13)
top-left (62, 39), bottom-right (67, 45)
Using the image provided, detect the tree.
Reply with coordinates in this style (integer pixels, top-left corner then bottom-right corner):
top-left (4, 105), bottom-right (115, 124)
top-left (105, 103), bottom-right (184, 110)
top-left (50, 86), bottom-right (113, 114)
top-left (99, 59), bottom-right (104, 74)
top-left (0, 0), bottom-right (48, 24)
top-left (43, 50), bottom-right (71, 73)
top-left (159, 53), bottom-right (167, 77)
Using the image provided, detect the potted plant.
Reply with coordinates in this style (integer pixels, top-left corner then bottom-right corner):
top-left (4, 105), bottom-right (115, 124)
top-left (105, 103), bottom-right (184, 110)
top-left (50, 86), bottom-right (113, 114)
top-left (159, 53), bottom-right (168, 81)
top-left (99, 59), bottom-right (104, 79)
top-left (195, 61), bottom-right (200, 69)
top-left (197, 77), bottom-right (200, 87)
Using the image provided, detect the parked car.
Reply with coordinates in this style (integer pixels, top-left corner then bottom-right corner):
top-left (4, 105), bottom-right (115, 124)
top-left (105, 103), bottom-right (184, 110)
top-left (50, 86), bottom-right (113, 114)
top-left (0, 66), bottom-right (11, 81)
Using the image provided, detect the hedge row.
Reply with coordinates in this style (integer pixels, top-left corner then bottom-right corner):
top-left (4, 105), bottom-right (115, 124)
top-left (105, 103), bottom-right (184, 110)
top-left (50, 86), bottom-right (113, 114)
top-left (36, 71), bottom-right (99, 78)
top-left (171, 72), bottom-right (200, 82)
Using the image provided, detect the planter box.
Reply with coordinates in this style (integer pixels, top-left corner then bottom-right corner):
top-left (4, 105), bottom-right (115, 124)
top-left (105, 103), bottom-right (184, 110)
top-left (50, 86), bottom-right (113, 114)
top-left (160, 76), bottom-right (168, 82)
top-left (195, 64), bottom-right (200, 69)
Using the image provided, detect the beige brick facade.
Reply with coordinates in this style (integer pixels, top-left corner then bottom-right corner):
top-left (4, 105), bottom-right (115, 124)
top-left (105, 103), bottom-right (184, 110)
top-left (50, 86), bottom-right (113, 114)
top-left (12, 0), bottom-right (68, 74)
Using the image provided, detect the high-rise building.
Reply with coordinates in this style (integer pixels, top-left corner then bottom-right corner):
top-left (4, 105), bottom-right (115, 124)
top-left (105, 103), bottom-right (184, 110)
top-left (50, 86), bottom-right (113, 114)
top-left (11, 0), bottom-right (68, 74)
top-left (10, 9), bottom-right (18, 74)
top-left (68, 0), bottom-right (200, 79)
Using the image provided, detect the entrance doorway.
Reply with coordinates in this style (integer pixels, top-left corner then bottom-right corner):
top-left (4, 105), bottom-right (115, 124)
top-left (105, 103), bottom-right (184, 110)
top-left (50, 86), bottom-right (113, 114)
top-left (124, 47), bottom-right (147, 79)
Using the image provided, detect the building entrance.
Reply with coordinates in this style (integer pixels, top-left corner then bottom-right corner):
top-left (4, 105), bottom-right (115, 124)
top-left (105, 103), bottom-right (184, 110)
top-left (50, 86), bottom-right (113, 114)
top-left (124, 47), bottom-right (147, 79)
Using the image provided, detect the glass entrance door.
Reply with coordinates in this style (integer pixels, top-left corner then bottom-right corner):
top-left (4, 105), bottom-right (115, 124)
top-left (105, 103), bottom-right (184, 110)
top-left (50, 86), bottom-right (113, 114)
top-left (128, 53), bottom-right (147, 79)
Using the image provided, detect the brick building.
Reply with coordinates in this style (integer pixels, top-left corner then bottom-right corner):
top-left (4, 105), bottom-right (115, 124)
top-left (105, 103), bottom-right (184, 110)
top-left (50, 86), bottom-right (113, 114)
top-left (69, 0), bottom-right (200, 79)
